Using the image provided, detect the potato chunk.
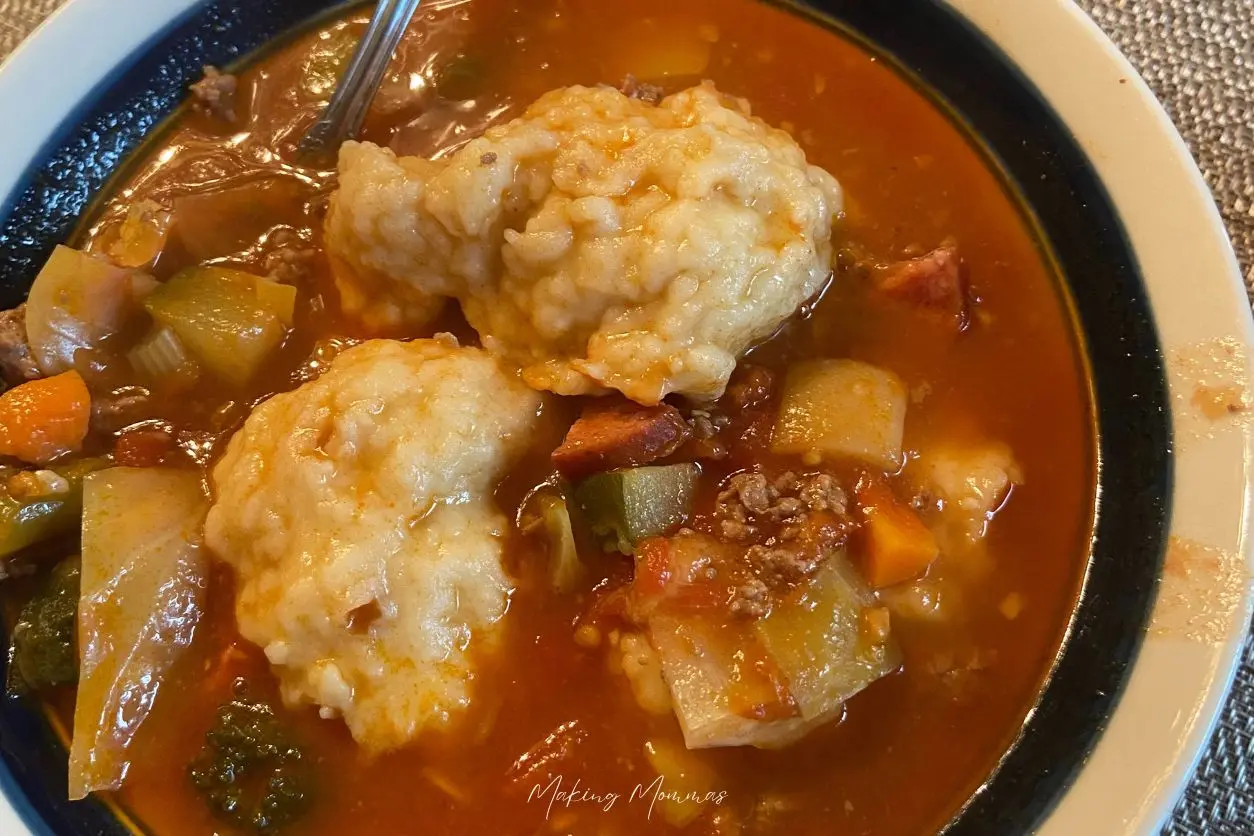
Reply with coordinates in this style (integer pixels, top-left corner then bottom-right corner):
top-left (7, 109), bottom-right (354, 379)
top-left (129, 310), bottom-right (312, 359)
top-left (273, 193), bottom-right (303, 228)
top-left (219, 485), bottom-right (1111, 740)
top-left (770, 359), bottom-right (907, 470)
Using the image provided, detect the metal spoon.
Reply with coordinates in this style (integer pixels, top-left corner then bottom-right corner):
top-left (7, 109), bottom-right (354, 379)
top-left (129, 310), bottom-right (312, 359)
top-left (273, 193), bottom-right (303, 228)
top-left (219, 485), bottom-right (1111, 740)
top-left (298, 0), bottom-right (423, 167)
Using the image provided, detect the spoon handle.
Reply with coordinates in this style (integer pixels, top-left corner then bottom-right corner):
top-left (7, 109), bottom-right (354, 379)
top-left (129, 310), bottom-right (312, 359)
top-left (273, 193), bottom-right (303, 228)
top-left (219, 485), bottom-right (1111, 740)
top-left (298, 0), bottom-right (423, 166)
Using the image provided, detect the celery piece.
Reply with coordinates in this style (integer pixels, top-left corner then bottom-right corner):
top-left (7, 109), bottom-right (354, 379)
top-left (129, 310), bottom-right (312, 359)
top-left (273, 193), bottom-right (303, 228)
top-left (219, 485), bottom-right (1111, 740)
top-left (127, 326), bottom-right (197, 386)
top-left (574, 464), bottom-right (698, 555)
top-left (144, 267), bottom-right (288, 386)
top-left (70, 467), bottom-right (207, 800)
top-left (0, 458), bottom-right (107, 560)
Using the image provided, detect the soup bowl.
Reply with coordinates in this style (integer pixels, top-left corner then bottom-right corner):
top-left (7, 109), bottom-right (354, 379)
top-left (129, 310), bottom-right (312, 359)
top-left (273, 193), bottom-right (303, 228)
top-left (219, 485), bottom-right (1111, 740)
top-left (0, 1), bottom-right (1248, 834)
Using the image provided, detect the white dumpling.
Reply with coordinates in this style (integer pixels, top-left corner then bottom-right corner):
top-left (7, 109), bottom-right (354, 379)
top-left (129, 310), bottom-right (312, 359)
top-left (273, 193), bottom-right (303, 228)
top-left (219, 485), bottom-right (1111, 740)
top-left (326, 82), bottom-right (842, 404)
top-left (204, 336), bottom-right (541, 752)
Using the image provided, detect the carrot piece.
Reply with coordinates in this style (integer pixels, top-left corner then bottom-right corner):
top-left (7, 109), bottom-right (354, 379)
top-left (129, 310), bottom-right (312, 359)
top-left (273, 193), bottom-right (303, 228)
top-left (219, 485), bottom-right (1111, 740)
top-left (0, 371), bottom-right (92, 464)
top-left (856, 479), bottom-right (940, 588)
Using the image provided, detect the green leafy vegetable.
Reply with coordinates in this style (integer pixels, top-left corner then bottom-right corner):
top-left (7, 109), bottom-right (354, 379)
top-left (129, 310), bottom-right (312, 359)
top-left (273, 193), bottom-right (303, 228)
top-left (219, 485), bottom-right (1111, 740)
top-left (574, 464), bottom-right (698, 555)
top-left (435, 54), bottom-right (485, 100)
top-left (521, 487), bottom-right (583, 592)
top-left (190, 686), bottom-right (313, 832)
top-left (6, 555), bottom-right (81, 694)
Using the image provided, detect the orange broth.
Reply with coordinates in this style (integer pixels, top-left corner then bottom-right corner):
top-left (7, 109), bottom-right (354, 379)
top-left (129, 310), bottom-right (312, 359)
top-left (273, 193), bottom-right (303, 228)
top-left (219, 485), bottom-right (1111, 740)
top-left (29, 0), bottom-right (1098, 834)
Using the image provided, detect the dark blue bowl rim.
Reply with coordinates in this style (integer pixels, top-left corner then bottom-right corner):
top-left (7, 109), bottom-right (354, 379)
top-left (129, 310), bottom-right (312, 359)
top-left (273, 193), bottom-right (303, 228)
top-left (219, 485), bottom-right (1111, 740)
top-left (0, 1), bottom-right (1171, 834)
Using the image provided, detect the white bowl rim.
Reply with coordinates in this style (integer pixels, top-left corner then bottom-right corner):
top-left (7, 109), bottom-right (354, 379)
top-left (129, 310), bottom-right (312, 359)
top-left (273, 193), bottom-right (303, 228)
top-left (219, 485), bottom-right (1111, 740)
top-left (0, 0), bottom-right (1249, 834)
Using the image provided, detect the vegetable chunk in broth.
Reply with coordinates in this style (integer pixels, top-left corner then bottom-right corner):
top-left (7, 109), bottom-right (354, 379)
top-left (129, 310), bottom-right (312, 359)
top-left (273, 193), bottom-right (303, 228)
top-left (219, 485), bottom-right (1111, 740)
top-left (0, 0), bottom-right (1094, 834)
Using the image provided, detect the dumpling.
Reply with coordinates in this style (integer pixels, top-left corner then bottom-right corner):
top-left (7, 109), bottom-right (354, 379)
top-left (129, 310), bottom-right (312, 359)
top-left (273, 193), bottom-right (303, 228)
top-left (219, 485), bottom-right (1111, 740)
top-left (204, 337), bottom-right (541, 752)
top-left (326, 82), bottom-right (843, 404)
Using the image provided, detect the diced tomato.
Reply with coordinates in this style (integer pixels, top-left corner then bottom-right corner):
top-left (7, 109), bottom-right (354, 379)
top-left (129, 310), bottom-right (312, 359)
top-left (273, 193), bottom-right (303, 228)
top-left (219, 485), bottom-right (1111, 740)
top-left (727, 636), bottom-right (799, 721)
top-left (634, 537), bottom-right (673, 600)
top-left (664, 579), bottom-right (732, 614)
top-left (113, 427), bottom-right (176, 468)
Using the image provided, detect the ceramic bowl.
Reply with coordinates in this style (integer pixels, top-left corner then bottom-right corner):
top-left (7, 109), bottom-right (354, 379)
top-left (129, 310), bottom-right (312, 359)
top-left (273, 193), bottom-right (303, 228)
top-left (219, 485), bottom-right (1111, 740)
top-left (0, 1), bottom-right (1249, 834)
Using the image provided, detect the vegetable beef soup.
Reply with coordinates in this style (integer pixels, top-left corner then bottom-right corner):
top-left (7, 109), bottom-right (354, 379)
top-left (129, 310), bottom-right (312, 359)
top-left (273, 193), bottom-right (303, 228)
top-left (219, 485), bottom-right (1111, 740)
top-left (0, 0), bottom-right (1095, 834)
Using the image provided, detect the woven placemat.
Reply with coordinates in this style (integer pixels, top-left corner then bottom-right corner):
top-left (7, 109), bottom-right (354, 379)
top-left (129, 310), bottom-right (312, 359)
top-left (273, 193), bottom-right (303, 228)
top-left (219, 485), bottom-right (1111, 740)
top-left (1, 0), bottom-right (1252, 833)
top-left (1077, 4), bottom-right (1253, 832)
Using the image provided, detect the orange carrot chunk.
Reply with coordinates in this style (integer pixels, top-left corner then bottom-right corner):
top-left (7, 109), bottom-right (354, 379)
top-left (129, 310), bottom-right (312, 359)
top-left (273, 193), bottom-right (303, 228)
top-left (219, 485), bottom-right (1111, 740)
top-left (0, 371), bottom-right (91, 464)
top-left (856, 479), bottom-right (940, 588)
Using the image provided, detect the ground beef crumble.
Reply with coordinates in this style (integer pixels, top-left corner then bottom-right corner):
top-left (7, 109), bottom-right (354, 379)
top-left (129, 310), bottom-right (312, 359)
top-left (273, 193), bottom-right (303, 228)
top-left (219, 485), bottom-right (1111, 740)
top-left (0, 304), bottom-right (41, 388)
top-left (715, 471), bottom-right (847, 542)
top-left (618, 74), bottom-right (665, 105)
top-left (729, 577), bottom-right (770, 619)
top-left (686, 407), bottom-right (731, 459)
top-left (715, 470), bottom-right (854, 616)
top-left (91, 387), bottom-right (155, 435)
top-left (262, 229), bottom-right (319, 284)
top-left (689, 408), bottom-right (730, 440)
top-left (726, 366), bottom-right (774, 411)
top-left (680, 366), bottom-right (775, 461)
top-left (264, 246), bottom-right (318, 284)
top-left (190, 65), bottom-right (238, 123)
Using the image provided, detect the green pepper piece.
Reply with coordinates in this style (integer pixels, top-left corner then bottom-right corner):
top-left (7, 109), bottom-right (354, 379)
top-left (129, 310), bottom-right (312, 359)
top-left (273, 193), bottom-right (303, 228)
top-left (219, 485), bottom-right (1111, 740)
top-left (0, 458), bottom-right (107, 560)
top-left (574, 464), bottom-right (699, 555)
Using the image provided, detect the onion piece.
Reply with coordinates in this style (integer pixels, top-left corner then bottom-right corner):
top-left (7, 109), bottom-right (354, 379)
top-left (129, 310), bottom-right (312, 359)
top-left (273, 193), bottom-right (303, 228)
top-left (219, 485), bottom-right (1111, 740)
top-left (25, 246), bottom-right (135, 376)
top-left (108, 201), bottom-right (172, 269)
top-left (519, 486), bottom-right (583, 593)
